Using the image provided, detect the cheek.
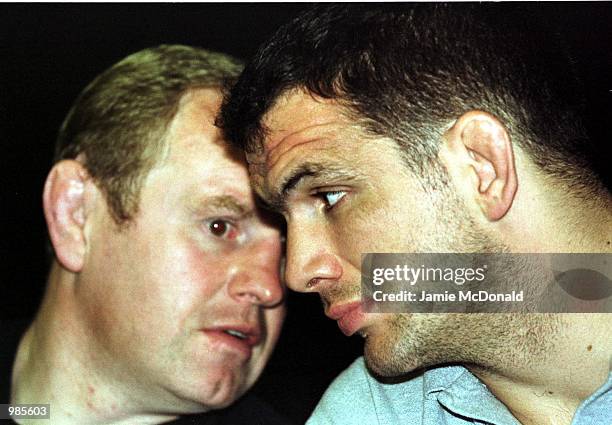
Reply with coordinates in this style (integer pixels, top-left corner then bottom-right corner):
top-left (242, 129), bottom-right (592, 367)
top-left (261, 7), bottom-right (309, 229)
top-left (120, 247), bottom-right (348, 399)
top-left (179, 242), bottom-right (230, 300)
top-left (265, 305), bottom-right (286, 344)
top-left (340, 190), bottom-right (421, 255)
top-left (332, 199), bottom-right (393, 264)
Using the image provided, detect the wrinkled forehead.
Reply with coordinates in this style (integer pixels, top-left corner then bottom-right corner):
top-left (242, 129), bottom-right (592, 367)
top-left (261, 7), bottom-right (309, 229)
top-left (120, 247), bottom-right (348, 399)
top-left (245, 88), bottom-right (354, 187)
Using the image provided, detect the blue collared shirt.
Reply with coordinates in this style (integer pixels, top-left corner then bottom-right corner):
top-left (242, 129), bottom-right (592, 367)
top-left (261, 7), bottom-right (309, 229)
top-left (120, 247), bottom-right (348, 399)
top-left (307, 357), bottom-right (611, 425)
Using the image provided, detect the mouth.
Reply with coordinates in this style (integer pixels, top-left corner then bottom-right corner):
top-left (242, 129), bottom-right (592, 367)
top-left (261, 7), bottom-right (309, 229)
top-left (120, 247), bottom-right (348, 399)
top-left (202, 325), bottom-right (261, 359)
top-left (326, 301), bottom-right (365, 337)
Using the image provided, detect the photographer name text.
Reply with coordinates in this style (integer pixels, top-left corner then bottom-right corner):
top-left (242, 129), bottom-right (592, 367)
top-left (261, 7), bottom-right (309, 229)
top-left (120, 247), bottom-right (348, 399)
top-left (371, 290), bottom-right (524, 302)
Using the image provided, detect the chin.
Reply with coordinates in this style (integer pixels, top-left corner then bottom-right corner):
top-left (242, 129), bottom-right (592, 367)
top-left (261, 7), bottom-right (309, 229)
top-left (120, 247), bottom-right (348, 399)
top-left (362, 329), bottom-right (423, 378)
top-left (175, 369), bottom-right (249, 412)
top-left (204, 378), bottom-right (250, 410)
top-left (185, 386), bottom-right (244, 413)
top-left (363, 335), bottom-right (401, 377)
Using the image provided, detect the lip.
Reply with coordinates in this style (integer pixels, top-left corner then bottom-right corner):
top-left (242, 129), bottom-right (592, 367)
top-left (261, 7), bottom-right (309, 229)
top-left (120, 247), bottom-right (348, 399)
top-left (326, 301), bottom-right (365, 336)
top-left (201, 325), bottom-right (261, 360)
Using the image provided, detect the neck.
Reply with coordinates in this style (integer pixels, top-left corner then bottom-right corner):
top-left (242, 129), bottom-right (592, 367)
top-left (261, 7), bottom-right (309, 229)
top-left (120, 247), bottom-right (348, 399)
top-left (507, 169), bottom-right (612, 254)
top-left (477, 176), bottom-right (612, 424)
top-left (12, 264), bottom-right (178, 425)
top-left (468, 315), bottom-right (612, 425)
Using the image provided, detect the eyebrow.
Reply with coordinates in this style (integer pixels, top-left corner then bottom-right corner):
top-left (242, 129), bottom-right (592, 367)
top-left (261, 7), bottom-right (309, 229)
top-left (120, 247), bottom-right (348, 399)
top-left (267, 162), bottom-right (356, 212)
top-left (197, 195), bottom-right (251, 217)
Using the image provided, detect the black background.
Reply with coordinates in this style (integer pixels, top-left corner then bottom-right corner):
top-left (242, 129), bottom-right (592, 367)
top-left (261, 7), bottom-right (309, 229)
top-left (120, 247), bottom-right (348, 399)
top-left (1, 3), bottom-right (610, 423)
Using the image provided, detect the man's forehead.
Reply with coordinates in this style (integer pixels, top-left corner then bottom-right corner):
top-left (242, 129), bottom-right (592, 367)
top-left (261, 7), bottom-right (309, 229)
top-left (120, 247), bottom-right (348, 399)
top-left (143, 88), bottom-right (258, 213)
top-left (246, 96), bottom-right (380, 213)
top-left (246, 90), bottom-right (350, 181)
top-left (179, 88), bottom-right (223, 119)
top-left (260, 89), bottom-right (348, 151)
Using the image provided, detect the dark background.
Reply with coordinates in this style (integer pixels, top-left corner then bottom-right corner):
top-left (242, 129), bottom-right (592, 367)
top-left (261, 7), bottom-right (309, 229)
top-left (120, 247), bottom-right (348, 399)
top-left (1, 3), bottom-right (610, 423)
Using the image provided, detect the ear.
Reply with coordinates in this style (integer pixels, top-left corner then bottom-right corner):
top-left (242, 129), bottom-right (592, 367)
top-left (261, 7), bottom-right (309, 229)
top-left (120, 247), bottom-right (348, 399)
top-left (43, 160), bottom-right (92, 272)
top-left (440, 111), bottom-right (517, 221)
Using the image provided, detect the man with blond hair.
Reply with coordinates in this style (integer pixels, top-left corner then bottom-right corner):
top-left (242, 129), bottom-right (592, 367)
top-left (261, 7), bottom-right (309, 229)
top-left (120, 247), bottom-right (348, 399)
top-left (3, 45), bottom-right (288, 424)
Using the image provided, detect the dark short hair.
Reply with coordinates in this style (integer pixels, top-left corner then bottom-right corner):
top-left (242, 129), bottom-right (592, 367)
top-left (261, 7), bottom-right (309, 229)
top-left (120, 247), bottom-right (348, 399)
top-left (220, 4), bottom-right (604, 194)
top-left (57, 44), bottom-right (242, 223)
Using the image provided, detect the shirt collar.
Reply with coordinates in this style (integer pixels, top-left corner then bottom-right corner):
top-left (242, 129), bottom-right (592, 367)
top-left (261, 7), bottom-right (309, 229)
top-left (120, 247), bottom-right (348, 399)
top-left (424, 365), bottom-right (520, 425)
top-left (571, 372), bottom-right (612, 424)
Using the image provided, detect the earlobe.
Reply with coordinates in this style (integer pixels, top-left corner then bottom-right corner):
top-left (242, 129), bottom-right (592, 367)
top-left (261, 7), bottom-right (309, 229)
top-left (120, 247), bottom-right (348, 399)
top-left (442, 111), bottom-right (518, 221)
top-left (43, 160), bottom-right (91, 272)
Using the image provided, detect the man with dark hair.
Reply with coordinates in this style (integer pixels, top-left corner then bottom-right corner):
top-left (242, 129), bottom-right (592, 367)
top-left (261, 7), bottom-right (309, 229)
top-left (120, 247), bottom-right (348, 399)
top-left (3, 45), bottom-right (287, 424)
top-left (220, 4), bottom-right (611, 424)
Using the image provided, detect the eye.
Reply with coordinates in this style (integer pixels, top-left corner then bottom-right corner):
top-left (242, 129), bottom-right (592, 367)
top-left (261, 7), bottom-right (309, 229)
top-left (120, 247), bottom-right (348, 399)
top-left (319, 190), bottom-right (347, 210)
top-left (208, 219), bottom-right (239, 240)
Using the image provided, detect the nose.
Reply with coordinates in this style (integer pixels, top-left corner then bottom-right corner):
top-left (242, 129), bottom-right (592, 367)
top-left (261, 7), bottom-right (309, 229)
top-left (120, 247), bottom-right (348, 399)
top-left (285, 220), bottom-right (343, 293)
top-left (228, 238), bottom-right (284, 307)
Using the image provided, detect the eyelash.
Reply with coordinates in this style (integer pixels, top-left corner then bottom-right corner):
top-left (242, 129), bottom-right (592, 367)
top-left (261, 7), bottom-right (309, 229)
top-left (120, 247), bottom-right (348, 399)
top-left (315, 190), bottom-right (347, 211)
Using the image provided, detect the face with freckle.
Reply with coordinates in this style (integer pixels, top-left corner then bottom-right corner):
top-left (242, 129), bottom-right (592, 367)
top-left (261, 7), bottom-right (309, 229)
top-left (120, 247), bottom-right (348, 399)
top-left (251, 88), bottom-right (552, 377)
top-left (78, 89), bottom-right (285, 412)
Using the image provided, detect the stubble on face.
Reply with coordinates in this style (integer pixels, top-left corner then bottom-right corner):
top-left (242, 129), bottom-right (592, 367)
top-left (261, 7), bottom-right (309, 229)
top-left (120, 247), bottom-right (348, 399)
top-left (362, 187), bottom-right (563, 378)
top-left (253, 89), bottom-right (564, 379)
top-left (365, 312), bottom-right (564, 378)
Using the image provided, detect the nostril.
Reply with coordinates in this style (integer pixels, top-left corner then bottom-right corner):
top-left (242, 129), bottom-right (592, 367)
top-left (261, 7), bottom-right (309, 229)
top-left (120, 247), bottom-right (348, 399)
top-left (307, 278), bottom-right (322, 289)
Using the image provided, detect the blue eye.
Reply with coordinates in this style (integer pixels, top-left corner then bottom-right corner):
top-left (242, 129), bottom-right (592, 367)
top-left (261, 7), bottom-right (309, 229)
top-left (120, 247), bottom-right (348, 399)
top-left (321, 191), bottom-right (346, 210)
